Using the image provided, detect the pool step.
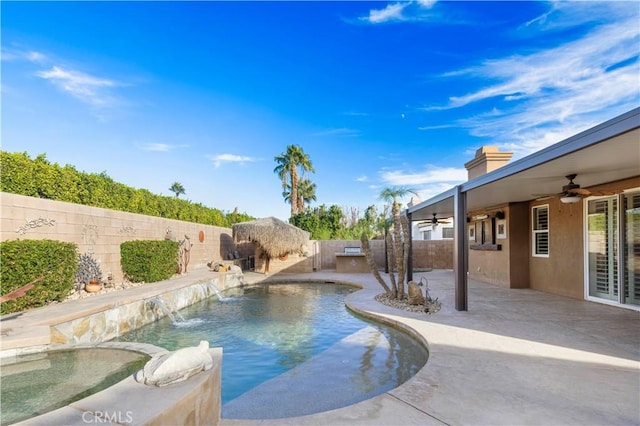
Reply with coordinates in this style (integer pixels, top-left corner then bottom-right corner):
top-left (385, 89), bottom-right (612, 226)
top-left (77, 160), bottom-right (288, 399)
top-left (223, 325), bottom-right (392, 419)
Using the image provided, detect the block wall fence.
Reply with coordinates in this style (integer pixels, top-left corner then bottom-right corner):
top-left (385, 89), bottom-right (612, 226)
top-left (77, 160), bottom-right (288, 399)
top-left (1, 193), bottom-right (452, 281)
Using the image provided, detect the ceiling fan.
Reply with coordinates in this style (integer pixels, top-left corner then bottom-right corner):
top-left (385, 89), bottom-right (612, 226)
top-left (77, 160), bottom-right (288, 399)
top-left (534, 174), bottom-right (613, 202)
top-left (419, 213), bottom-right (451, 226)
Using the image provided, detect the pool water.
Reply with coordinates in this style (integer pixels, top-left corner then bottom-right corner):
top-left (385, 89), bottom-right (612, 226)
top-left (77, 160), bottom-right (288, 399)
top-left (115, 283), bottom-right (428, 419)
top-left (0, 348), bottom-right (149, 425)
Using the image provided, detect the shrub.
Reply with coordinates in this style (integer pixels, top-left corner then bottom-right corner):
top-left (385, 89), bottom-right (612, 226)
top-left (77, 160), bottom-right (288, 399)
top-left (120, 240), bottom-right (179, 283)
top-left (1, 239), bottom-right (77, 315)
top-left (75, 252), bottom-right (103, 289)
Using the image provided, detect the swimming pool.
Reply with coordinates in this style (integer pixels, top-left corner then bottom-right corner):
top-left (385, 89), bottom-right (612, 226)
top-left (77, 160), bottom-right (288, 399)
top-left (115, 282), bottom-right (428, 419)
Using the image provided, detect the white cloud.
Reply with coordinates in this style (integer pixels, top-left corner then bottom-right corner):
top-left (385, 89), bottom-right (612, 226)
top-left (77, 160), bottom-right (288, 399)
top-left (27, 51), bottom-right (46, 63)
top-left (139, 143), bottom-right (188, 152)
top-left (1, 47), bottom-right (47, 63)
top-left (311, 127), bottom-right (360, 137)
top-left (359, 0), bottom-right (438, 24)
top-left (380, 165), bottom-right (466, 186)
top-left (417, 123), bottom-right (456, 131)
top-left (355, 175), bottom-right (368, 182)
top-left (425, 4), bottom-right (639, 157)
top-left (36, 65), bottom-right (119, 107)
top-left (415, 182), bottom-right (458, 202)
top-left (208, 153), bottom-right (257, 168)
top-left (341, 111), bottom-right (369, 117)
top-left (417, 0), bottom-right (437, 8)
top-left (362, 2), bottom-right (408, 24)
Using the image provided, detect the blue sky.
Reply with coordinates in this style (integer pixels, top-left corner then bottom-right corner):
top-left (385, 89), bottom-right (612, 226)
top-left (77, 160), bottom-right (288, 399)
top-left (2, 1), bottom-right (639, 220)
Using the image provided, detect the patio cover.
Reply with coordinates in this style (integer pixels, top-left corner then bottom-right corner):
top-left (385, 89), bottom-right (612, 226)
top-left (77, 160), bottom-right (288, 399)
top-left (406, 107), bottom-right (640, 310)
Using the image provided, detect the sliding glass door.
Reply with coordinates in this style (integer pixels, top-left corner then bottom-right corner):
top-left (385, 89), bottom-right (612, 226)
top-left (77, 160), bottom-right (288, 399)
top-left (586, 191), bottom-right (640, 307)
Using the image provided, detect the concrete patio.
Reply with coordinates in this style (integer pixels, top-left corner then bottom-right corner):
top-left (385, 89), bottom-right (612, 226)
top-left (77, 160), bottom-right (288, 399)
top-left (228, 269), bottom-right (640, 426)
top-left (1, 268), bottom-right (639, 425)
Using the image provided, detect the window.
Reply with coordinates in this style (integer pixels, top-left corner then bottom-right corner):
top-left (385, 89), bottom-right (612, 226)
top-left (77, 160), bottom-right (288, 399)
top-left (422, 230), bottom-right (432, 240)
top-left (532, 205), bottom-right (549, 257)
top-left (442, 227), bottom-right (454, 239)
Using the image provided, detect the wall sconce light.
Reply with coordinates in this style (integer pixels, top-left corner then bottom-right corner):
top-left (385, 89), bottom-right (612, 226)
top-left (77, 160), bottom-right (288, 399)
top-left (560, 195), bottom-right (582, 204)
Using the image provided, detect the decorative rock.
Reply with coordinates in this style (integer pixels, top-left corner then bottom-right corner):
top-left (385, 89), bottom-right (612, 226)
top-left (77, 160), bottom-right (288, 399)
top-left (73, 317), bottom-right (91, 339)
top-left (407, 281), bottom-right (425, 305)
top-left (135, 340), bottom-right (214, 386)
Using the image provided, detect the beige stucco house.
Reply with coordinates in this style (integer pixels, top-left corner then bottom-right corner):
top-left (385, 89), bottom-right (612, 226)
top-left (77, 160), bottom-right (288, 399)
top-left (407, 107), bottom-right (640, 311)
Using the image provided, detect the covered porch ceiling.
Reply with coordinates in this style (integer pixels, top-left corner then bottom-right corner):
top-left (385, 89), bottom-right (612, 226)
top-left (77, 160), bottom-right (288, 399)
top-left (409, 108), bottom-right (640, 221)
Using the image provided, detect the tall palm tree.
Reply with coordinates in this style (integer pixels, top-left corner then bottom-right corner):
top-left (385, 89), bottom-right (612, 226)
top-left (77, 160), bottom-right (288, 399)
top-left (169, 182), bottom-right (186, 198)
top-left (379, 186), bottom-right (417, 299)
top-left (274, 145), bottom-right (315, 217)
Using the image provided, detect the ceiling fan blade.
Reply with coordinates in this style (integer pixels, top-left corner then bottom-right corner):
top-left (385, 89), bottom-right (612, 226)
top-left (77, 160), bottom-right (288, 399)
top-left (571, 188), bottom-right (591, 196)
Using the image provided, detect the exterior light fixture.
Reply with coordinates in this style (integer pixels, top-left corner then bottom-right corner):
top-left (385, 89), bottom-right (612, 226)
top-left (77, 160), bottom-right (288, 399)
top-left (560, 195), bottom-right (581, 204)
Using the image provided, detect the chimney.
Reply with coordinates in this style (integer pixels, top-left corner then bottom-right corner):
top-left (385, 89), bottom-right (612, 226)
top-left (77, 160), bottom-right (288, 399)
top-left (464, 146), bottom-right (513, 180)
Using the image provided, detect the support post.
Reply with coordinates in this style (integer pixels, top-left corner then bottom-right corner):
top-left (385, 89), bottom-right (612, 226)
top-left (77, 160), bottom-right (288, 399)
top-left (407, 211), bottom-right (413, 282)
top-left (453, 186), bottom-right (468, 311)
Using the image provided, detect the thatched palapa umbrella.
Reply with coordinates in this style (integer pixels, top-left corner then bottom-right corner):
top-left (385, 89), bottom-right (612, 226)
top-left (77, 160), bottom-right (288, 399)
top-left (232, 217), bottom-right (310, 273)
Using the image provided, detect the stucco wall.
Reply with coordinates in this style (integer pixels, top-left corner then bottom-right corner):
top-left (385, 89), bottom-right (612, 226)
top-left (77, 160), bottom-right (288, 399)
top-left (528, 196), bottom-right (584, 299)
top-left (0, 193), bottom-right (244, 283)
top-left (1, 193), bottom-right (454, 282)
top-left (467, 204), bottom-right (531, 288)
top-left (467, 204), bottom-right (511, 287)
top-left (529, 176), bottom-right (640, 299)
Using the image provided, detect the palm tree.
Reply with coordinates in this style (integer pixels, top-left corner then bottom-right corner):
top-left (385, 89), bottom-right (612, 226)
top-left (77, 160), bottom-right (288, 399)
top-left (282, 179), bottom-right (317, 213)
top-left (296, 179), bottom-right (317, 212)
top-left (274, 145), bottom-right (315, 217)
top-left (379, 187), bottom-right (417, 218)
top-left (379, 186), bottom-right (417, 299)
top-left (169, 182), bottom-right (186, 198)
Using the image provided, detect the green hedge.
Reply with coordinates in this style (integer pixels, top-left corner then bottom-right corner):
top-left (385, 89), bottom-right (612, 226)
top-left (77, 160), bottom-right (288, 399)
top-left (121, 240), bottom-right (179, 283)
top-left (1, 240), bottom-right (78, 315)
top-left (1, 150), bottom-right (255, 226)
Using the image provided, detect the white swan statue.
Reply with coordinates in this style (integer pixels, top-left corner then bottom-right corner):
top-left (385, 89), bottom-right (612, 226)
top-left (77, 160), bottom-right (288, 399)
top-left (135, 340), bottom-right (214, 386)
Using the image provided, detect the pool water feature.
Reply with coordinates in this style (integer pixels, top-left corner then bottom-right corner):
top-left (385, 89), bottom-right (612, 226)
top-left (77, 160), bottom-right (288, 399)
top-left (0, 348), bottom-right (149, 425)
top-left (115, 282), bottom-right (428, 419)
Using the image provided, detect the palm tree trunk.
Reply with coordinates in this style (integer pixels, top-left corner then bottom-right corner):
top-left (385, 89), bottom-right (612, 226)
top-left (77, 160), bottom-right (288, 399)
top-left (392, 203), bottom-right (404, 299)
top-left (360, 233), bottom-right (392, 295)
top-left (386, 231), bottom-right (398, 298)
top-left (290, 165), bottom-right (299, 217)
top-left (401, 215), bottom-right (410, 292)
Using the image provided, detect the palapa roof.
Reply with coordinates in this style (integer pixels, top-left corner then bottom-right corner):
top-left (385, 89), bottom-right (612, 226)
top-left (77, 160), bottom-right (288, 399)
top-left (232, 217), bottom-right (310, 258)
